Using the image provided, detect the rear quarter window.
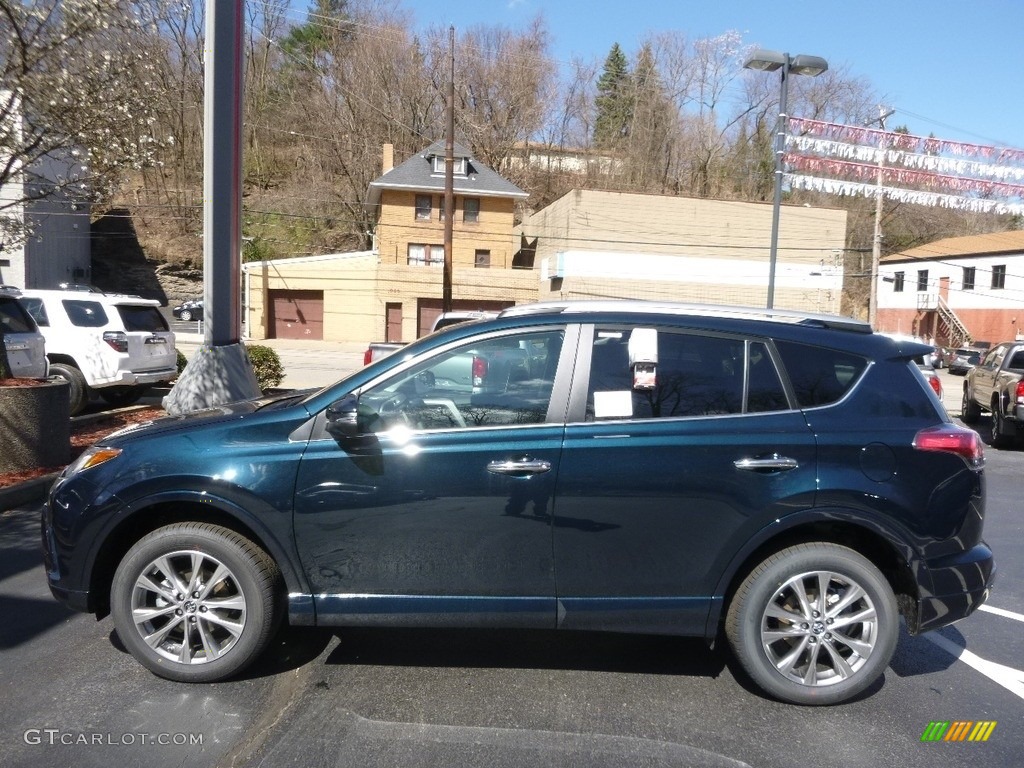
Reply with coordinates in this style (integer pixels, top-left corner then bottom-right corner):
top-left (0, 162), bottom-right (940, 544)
top-left (774, 340), bottom-right (867, 407)
top-left (0, 298), bottom-right (36, 333)
top-left (117, 305), bottom-right (169, 332)
top-left (17, 297), bottom-right (48, 327)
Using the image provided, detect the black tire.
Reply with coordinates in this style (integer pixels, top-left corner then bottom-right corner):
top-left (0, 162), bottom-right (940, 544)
top-left (725, 543), bottom-right (898, 706)
top-left (49, 362), bottom-right (89, 415)
top-left (111, 523), bottom-right (283, 683)
top-left (961, 388), bottom-right (981, 424)
top-left (990, 402), bottom-right (1014, 449)
top-left (179, 309), bottom-right (193, 322)
top-left (99, 385), bottom-right (147, 408)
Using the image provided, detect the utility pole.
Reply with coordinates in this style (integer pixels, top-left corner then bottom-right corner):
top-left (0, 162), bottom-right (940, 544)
top-left (868, 106), bottom-right (894, 328)
top-left (442, 26), bottom-right (455, 313)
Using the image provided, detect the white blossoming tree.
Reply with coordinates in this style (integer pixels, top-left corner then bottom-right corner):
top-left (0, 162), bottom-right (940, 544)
top-left (1, 0), bottom-right (166, 378)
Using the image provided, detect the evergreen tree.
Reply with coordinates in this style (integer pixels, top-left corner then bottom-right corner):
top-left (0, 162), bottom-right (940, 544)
top-left (594, 43), bottom-right (632, 147)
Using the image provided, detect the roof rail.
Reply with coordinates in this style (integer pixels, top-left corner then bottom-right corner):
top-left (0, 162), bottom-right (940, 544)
top-left (499, 299), bottom-right (872, 333)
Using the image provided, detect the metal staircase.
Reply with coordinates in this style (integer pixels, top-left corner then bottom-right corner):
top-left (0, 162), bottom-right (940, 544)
top-left (936, 296), bottom-right (972, 348)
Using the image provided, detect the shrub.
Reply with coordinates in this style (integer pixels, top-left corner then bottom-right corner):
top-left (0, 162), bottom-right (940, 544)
top-left (246, 344), bottom-right (284, 390)
top-left (175, 349), bottom-right (188, 376)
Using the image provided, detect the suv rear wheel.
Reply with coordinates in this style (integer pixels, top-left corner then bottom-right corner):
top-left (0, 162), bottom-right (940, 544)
top-left (726, 543), bottom-right (898, 706)
top-left (48, 362), bottom-right (88, 415)
top-left (110, 523), bottom-right (283, 683)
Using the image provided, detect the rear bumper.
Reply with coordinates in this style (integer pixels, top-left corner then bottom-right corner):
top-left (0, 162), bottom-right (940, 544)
top-left (914, 542), bottom-right (995, 634)
top-left (94, 367), bottom-right (177, 387)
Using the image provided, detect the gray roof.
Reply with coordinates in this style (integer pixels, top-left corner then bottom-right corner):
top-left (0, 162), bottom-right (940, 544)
top-left (366, 140), bottom-right (528, 210)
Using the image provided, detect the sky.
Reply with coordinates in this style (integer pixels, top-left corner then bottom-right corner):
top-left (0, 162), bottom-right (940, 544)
top-left (394, 0), bottom-right (1024, 150)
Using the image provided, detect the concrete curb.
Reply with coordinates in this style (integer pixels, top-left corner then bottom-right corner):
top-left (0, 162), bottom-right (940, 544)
top-left (0, 472), bottom-right (58, 511)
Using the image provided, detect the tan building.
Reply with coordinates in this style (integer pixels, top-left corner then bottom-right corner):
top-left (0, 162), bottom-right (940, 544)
top-left (244, 142), bottom-right (535, 342)
top-left (525, 189), bottom-right (848, 313)
top-left (244, 145), bottom-right (850, 344)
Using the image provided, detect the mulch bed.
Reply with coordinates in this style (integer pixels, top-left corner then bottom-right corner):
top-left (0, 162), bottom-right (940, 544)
top-left (0, 407), bottom-right (164, 489)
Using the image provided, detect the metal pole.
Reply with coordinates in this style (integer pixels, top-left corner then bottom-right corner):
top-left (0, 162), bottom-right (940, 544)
top-left (766, 54), bottom-right (790, 310)
top-left (442, 26), bottom-right (455, 314)
top-left (204, 0), bottom-right (243, 345)
top-left (868, 107), bottom-right (893, 328)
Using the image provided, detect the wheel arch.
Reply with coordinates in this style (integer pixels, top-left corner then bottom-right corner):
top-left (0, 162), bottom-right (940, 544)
top-left (47, 353), bottom-right (81, 368)
top-left (706, 514), bottom-right (919, 639)
top-left (87, 492), bottom-right (309, 622)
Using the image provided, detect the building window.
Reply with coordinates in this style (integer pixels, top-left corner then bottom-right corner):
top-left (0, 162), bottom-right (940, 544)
top-left (916, 269), bottom-right (928, 292)
top-left (463, 197), bottom-right (480, 223)
top-left (431, 156), bottom-right (467, 175)
top-left (893, 272), bottom-right (904, 292)
top-left (474, 249), bottom-right (491, 268)
top-left (408, 244), bottom-right (443, 267)
top-left (992, 264), bottom-right (1006, 289)
top-left (415, 195), bottom-right (432, 221)
top-left (963, 266), bottom-right (976, 291)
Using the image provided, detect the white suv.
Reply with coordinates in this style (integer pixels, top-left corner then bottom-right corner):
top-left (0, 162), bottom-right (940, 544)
top-left (19, 288), bottom-right (176, 414)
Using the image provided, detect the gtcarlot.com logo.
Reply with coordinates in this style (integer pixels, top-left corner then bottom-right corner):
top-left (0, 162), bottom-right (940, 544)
top-left (921, 721), bottom-right (997, 742)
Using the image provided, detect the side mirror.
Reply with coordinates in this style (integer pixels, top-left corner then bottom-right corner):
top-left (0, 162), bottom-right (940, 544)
top-left (325, 393), bottom-right (360, 440)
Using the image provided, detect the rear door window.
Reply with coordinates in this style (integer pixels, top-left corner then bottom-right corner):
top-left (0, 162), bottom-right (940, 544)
top-left (584, 328), bottom-right (790, 421)
top-left (117, 305), bottom-right (170, 332)
top-left (63, 300), bottom-right (108, 328)
top-left (774, 340), bottom-right (867, 407)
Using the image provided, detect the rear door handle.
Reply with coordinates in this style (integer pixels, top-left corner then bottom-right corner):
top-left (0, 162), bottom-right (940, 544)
top-left (734, 455), bottom-right (799, 472)
top-left (487, 459), bottom-right (552, 477)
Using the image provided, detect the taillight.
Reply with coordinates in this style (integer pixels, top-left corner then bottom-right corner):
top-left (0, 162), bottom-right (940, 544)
top-left (472, 355), bottom-right (488, 387)
top-left (363, 348), bottom-right (372, 366)
top-left (927, 373), bottom-right (943, 398)
top-left (102, 331), bottom-right (128, 353)
top-left (914, 424), bottom-right (984, 468)
top-left (1016, 380), bottom-right (1024, 405)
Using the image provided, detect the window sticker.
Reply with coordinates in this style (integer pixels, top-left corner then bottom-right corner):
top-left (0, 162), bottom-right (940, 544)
top-left (593, 390), bottom-right (633, 419)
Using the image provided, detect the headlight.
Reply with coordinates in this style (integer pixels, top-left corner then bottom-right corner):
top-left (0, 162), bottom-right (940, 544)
top-left (63, 446), bottom-right (122, 477)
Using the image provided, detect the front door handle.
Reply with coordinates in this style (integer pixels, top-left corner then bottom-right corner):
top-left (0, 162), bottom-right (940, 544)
top-left (733, 455), bottom-right (799, 472)
top-left (487, 458), bottom-right (552, 477)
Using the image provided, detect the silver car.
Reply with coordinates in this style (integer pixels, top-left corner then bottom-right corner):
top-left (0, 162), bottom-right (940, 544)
top-left (0, 288), bottom-right (48, 378)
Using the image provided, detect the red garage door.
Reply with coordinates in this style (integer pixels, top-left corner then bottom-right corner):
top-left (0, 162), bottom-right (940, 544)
top-left (269, 290), bottom-right (324, 340)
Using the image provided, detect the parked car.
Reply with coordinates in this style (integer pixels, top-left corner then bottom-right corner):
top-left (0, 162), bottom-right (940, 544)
top-left (172, 298), bottom-right (204, 322)
top-left (961, 340), bottom-right (1024, 447)
top-left (948, 347), bottom-right (984, 375)
top-left (42, 300), bottom-right (993, 706)
top-left (0, 287), bottom-right (48, 378)
top-left (915, 355), bottom-right (943, 399)
top-left (926, 346), bottom-right (946, 369)
top-left (431, 310), bottom-right (499, 332)
top-left (19, 288), bottom-right (177, 414)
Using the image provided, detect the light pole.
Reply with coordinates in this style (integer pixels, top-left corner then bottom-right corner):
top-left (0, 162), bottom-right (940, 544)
top-left (744, 50), bottom-right (828, 309)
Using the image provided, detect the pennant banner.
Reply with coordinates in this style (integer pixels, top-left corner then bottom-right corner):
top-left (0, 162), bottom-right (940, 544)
top-left (785, 135), bottom-right (1024, 183)
top-left (789, 117), bottom-right (1024, 163)
top-left (786, 173), bottom-right (1024, 216)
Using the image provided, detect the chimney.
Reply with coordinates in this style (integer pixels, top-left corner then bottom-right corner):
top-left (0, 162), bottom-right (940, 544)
top-left (382, 143), bottom-right (394, 173)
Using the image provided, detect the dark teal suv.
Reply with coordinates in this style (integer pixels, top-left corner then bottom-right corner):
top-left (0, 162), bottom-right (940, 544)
top-left (42, 301), bottom-right (994, 705)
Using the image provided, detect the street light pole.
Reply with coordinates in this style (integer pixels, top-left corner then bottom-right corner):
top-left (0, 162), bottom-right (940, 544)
top-left (744, 50), bottom-right (829, 310)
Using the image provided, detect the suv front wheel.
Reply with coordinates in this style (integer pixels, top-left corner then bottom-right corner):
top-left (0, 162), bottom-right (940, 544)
top-left (726, 543), bottom-right (899, 706)
top-left (111, 523), bottom-right (283, 683)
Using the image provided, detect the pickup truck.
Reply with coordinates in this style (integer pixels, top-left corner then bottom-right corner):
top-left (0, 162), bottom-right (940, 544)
top-left (962, 340), bottom-right (1024, 447)
top-left (361, 311), bottom-right (500, 365)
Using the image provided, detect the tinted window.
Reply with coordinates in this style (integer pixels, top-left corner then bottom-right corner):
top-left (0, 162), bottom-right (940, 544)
top-left (18, 297), bottom-right (48, 327)
top-left (775, 340), bottom-right (867, 407)
top-left (0, 297), bottom-right (36, 333)
top-left (117, 305), bottom-right (169, 332)
top-left (586, 329), bottom-right (776, 420)
top-left (63, 300), bottom-right (108, 327)
top-left (359, 330), bottom-right (564, 432)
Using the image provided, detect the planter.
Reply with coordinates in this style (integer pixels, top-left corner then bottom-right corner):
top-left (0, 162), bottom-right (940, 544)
top-left (0, 378), bottom-right (71, 473)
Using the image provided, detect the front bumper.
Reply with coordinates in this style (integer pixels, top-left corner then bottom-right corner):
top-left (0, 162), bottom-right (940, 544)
top-left (914, 542), bottom-right (995, 634)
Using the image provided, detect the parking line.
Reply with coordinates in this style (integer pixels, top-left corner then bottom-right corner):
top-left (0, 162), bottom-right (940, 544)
top-left (978, 604), bottom-right (1024, 623)
top-left (924, 632), bottom-right (1024, 701)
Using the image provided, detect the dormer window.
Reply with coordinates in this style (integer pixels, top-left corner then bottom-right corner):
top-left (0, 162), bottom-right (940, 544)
top-left (432, 155), bottom-right (467, 175)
